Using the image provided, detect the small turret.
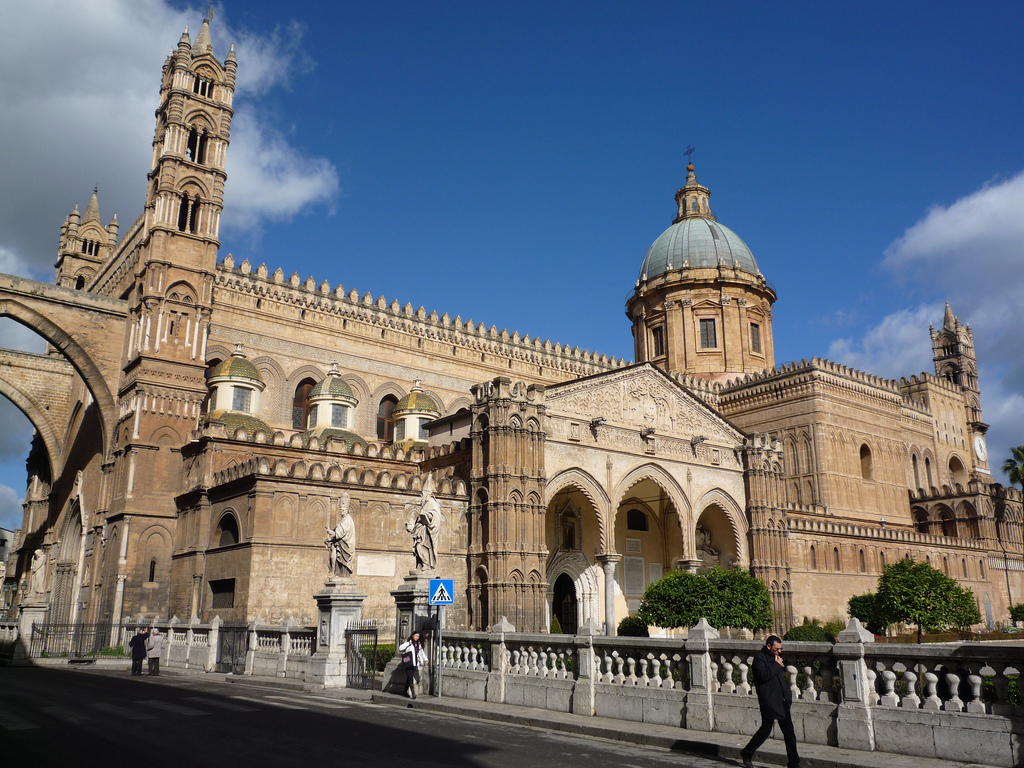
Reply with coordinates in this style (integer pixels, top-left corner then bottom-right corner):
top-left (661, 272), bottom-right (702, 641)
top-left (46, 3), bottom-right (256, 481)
top-left (177, 27), bottom-right (192, 55)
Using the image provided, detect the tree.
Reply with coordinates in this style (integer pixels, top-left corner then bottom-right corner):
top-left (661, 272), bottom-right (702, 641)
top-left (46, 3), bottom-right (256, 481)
top-left (874, 558), bottom-right (981, 642)
top-left (847, 592), bottom-right (887, 635)
top-left (1002, 445), bottom-right (1024, 489)
top-left (637, 566), bottom-right (773, 632)
top-left (1009, 603), bottom-right (1024, 627)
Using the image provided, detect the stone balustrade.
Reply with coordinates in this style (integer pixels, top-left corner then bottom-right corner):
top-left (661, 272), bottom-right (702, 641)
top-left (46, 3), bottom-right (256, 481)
top-left (437, 619), bottom-right (1022, 767)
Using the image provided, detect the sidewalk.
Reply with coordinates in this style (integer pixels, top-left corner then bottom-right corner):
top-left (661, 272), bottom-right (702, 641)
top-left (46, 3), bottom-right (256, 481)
top-left (365, 689), bottom-right (1002, 768)
top-left (86, 666), bottom-right (1007, 768)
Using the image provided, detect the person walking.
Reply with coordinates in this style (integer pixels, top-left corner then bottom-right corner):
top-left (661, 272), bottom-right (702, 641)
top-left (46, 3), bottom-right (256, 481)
top-left (146, 627), bottom-right (164, 676)
top-left (741, 635), bottom-right (800, 768)
top-left (398, 631), bottom-right (429, 699)
top-left (128, 626), bottom-right (148, 676)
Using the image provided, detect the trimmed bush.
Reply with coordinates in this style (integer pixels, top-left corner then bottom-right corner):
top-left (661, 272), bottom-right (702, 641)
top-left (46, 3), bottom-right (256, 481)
top-left (783, 617), bottom-right (835, 643)
top-left (617, 615), bottom-right (650, 637)
top-left (550, 614), bottom-right (563, 634)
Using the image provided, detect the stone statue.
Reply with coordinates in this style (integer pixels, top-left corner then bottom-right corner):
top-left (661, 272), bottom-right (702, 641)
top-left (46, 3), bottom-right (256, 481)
top-left (405, 475), bottom-right (440, 571)
top-left (325, 491), bottom-right (356, 578)
top-left (30, 549), bottom-right (46, 595)
top-left (695, 525), bottom-right (719, 572)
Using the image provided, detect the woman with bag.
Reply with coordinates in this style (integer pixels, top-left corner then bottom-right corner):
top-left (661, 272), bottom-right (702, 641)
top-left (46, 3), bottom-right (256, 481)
top-left (398, 631), bottom-right (429, 699)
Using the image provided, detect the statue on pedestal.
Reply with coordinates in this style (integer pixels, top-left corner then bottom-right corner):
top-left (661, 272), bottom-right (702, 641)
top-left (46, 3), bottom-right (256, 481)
top-left (30, 549), bottom-right (46, 595)
top-left (325, 492), bottom-right (356, 578)
top-left (406, 475), bottom-right (440, 571)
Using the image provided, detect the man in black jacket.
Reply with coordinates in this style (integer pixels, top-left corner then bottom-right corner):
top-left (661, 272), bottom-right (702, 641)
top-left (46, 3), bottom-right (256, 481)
top-left (128, 626), bottom-right (148, 676)
top-left (741, 635), bottom-right (800, 768)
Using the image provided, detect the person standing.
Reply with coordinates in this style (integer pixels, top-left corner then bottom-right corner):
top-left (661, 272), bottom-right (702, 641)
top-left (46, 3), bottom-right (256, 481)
top-left (128, 626), bottom-right (148, 676)
top-left (741, 635), bottom-right (800, 768)
top-left (146, 627), bottom-right (164, 676)
top-left (398, 631), bottom-right (429, 699)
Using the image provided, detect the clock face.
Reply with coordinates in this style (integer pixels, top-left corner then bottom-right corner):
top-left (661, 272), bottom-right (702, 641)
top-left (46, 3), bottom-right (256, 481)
top-left (974, 435), bottom-right (987, 462)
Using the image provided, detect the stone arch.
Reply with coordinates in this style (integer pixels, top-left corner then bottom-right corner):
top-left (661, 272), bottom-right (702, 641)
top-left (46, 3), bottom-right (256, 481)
top-left (446, 396), bottom-right (472, 415)
top-left (176, 174), bottom-right (212, 200)
top-left (545, 468), bottom-right (610, 544)
top-left (51, 502), bottom-right (85, 626)
top-left (612, 463), bottom-right (691, 552)
top-left (0, 372), bottom-right (66, 479)
top-left (0, 297), bottom-right (117, 460)
top-left (546, 549), bottom-right (600, 630)
top-left (369, 382), bottom-right (407, 438)
top-left (248, 355), bottom-right (285, 422)
top-left (694, 487), bottom-right (747, 567)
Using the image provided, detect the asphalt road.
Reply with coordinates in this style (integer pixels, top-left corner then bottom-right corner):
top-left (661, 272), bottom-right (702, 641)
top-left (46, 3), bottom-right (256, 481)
top-left (0, 666), bottom-right (731, 768)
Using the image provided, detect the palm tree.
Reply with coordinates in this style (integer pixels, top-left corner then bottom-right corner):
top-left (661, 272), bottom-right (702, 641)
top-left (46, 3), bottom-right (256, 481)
top-left (1002, 445), bottom-right (1024, 488)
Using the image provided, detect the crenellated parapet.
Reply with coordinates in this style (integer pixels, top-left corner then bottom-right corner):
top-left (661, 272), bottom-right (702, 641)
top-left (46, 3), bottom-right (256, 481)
top-left (206, 454), bottom-right (468, 497)
top-left (216, 256), bottom-right (628, 379)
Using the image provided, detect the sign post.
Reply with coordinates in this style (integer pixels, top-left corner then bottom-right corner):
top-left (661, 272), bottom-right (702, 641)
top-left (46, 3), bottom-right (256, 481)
top-left (428, 578), bottom-right (453, 697)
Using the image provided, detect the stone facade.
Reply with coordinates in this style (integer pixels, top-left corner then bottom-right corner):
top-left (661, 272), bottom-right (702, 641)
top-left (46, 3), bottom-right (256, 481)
top-left (0, 17), bottom-right (1020, 638)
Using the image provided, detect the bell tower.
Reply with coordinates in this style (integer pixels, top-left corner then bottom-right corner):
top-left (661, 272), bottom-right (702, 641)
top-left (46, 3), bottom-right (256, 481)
top-left (108, 15), bottom-right (236, 529)
top-left (931, 302), bottom-right (989, 474)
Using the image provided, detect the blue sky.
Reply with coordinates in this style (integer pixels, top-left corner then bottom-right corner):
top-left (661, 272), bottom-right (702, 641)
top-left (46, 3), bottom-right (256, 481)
top-left (0, 0), bottom-right (1022, 530)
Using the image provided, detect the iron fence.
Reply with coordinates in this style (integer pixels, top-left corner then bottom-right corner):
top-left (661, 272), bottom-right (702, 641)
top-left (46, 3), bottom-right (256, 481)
top-left (29, 622), bottom-right (119, 660)
top-left (346, 619), bottom-right (379, 689)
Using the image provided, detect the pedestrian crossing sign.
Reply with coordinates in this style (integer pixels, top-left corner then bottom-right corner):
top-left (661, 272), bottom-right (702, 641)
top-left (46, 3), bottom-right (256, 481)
top-left (429, 578), bottom-right (454, 605)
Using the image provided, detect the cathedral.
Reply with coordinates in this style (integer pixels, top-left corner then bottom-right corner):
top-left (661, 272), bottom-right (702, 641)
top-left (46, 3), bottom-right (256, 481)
top-left (1, 18), bottom-right (1021, 637)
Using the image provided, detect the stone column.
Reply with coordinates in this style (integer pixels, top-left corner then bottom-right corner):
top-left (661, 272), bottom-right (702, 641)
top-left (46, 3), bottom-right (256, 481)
top-left (570, 619), bottom-right (602, 715)
top-left (835, 618), bottom-right (876, 751)
top-left (308, 577), bottom-right (367, 689)
top-left (684, 618), bottom-right (720, 731)
top-left (597, 555), bottom-right (620, 636)
top-left (383, 570), bottom-right (437, 694)
top-left (484, 616), bottom-right (514, 704)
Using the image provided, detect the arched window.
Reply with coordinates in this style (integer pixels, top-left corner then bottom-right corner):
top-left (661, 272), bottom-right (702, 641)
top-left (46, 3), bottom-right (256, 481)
top-left (192, 75), bottom-right (214, 98)
top-left (925, 457), bottom-right (933, 489)
top-left (809, 545), bottom-right (817, 570)
top-left (377, 395), bottom-right (399, 441)
top-left (858, 549), bottom-right (866, 573)
top-left (949, 456), bottom-right (967, 487)
top-left (626, 508), bottom-right (648, 531)
top-left (177, 193), bottom-right (200, 233)
top-left (879, 550), bottom-right (886, 569)
top-left (148, 558), bottom-right (157, 582)
top-left (943, 557), bottom-right (949, 576)
top-left (691, 198), bottom-right (699, 212)
top-left (216, 514), bottom-right (239, 547)
top-left (940, 510), bottom-right (957, 538)
top-left (962, 558), bottom-right (968, 578)
top-left (75, 276), bottom-right (86, 290)
top-left (833, 547), bottom-right (841, 571)
top-left (860, 444), bottom-right (873, 480)
top-left (912, 454), bottom-right (920, 489)
top-left (292, 378), bottom-right (316, 430)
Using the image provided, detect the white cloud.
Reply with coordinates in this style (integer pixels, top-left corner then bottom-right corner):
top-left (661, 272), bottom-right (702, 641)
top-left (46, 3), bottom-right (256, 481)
top-left (0, 0), bottom-right (338, 278)
top-left (0, 483), bottom-right (25, 533)
top-left (827, 303), bottom-right (940, 379)
top-left (829, 170), bottom-right (1024, 481)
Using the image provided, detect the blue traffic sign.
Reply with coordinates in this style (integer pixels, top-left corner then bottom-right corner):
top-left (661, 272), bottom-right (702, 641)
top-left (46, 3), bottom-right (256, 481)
top-left (429, 578), bottom-right (454, 605)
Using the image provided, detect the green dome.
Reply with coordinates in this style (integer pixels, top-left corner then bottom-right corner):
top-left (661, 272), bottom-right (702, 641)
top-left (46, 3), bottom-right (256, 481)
top-left (205, 410), bottom-right (271, 438)
top-left (639, 217), bottom-right (760, 282)
top-left (302, 427), bottom-right (368, 449)
top-left (209, 355), bottom-right (263, 383)
top-left (309, 376), bottom-right (354, 399)
top-left (394, 390), bottom-right (440, 416)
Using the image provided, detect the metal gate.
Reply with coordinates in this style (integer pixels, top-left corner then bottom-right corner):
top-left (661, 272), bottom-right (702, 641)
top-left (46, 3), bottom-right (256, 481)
top-left (217, 624), bottom-right (248, 674)
top-left (345, 620), bottom-right (378, 689)
top-left (30, 622), bottom-right (110, 659)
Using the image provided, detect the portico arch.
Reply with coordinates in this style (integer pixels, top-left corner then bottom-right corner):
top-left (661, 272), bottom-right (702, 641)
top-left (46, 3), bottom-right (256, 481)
top-left (546, 549), bottom-right (601, 633)
top-left (612, 463), bottom-right (691, 551)
top-left (693, 487), bottom-right (747, 567)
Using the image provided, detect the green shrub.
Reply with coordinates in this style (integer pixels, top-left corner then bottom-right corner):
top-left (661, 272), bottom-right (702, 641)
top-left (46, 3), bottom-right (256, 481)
top-left (550, 614), bottom-right (563, 634)
top-left (360, 642), bottom-right (395, 672)
top-left (617, 615), bottom-right (650, 637)
top-left (99, 646), bottom-right (125, 657)
top-left (783, 617), bottom-right (835, 643)
top-left (823, 618), bottom-right (845, 639)
top-left (1009, 603), bottom-right (1024, 625)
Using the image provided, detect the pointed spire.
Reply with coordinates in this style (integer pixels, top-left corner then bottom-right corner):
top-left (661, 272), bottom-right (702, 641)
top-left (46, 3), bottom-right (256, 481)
top-left (943, 301), bottom-right (955, 330)
top-left (193, 18), bottom-right (212, 57)
top-left (82, 187), bottom-right (100, 224)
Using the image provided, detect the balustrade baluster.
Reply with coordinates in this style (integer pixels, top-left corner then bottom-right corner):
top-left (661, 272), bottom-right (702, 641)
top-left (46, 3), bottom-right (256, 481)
top-left (880, 669), bottom-right (898, 706)
top-left (529, 648), bottom-right (539, 676)
top-left (651, 656), bottom-right (663, 688)
top-left (922, 671), bottom-right (941, 710)
top-left (901, 670), bottom-right (921, 708)
top-left (737, 658), bottom-right (751, 695)
top-left (786, 665), bottom-right (799, 701)
top-left (864, 667), bottom-right (879, 705)
top-left (721, 658), bottom-right (736, 694)
top-left (942, 672), bottom-right (963, 711)
top-left (802, 664), bottom-right (818, 701)
top-left (626, 656), bottom-right (638, 685)
top-left (966, 673), bottom-right (985, 713)
top-left (613, 652), bottom-right (625, 685)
